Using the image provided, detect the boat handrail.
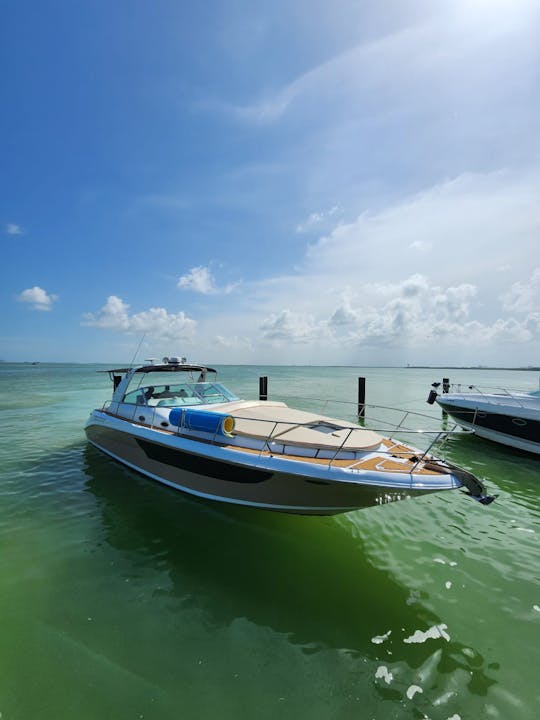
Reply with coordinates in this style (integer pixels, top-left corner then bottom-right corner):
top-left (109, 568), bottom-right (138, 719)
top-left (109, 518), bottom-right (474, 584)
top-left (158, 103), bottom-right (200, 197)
top-left (446, 383), bottom-right (532, 408)
top-left (267, 396), bottom-right (469, 433)
top-left (99, 397), bottom-right (469, 466)
top-left (101, 397), bottom-right (469, 433)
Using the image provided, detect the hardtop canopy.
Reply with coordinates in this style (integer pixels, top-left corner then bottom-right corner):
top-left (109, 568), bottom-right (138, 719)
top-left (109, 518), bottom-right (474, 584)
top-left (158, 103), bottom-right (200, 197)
top-left (105, 363), bottom-right (217, 375)
top-left (103, 359), bottom-right (217, 385)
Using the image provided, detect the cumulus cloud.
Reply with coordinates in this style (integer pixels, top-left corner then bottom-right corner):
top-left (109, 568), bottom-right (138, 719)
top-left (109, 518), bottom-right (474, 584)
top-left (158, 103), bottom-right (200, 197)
top-left (328, 276), bottom-right (476, 339)
top-left (83, 295), bottom-right (130, 329)
top-left (502, 268), bottom-right (540, 313)
top-left (17, 286), bottom-right (57, 311)
top-left (260, 310), bottom-right (328, 344)
top-left (255, 273), bottom-right (534, 357)
top-left (329, 298), bottom-right (360, 326)
top-left (178, 266), bottom-right (216, 294)
top-left (178, 266), bottom-right (237, 295)
top-left (83, 296), bottom-right (196, 340)
top-left (305, 171), bottom-right (540, 287)
top-left (525, 313), bottom-right (540, 333)
top-left (202, 170), bottom-right (540, 363)
top-left (6, 223), bottom-right (23, 235)
top-left (77, 170), bottom-right (540, 364)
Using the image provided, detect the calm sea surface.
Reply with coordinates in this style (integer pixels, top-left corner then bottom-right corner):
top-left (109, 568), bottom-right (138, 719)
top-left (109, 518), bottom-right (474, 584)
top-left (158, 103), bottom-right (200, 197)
top-left (1, 363), bottom-right (539, 720)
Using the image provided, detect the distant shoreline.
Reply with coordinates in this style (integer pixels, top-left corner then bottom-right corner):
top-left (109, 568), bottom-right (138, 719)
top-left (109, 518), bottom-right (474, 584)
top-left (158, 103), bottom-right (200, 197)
top-left (406, 366), bottom-right (540, 371)
top-left (1, 361), bottom-right (539, 371)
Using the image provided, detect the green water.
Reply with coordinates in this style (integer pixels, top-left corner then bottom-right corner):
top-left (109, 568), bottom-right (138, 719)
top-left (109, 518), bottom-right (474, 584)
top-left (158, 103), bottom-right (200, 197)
top-left (1, 363), bottom-right (539, 719)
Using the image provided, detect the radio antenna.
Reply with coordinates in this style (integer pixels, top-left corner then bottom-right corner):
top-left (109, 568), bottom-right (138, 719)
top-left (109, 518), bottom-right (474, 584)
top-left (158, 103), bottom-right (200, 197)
top-left (129, 334), bottom-right (146, 369)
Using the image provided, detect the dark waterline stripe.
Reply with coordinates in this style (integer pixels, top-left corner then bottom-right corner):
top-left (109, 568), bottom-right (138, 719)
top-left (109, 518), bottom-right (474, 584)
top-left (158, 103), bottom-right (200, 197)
top-left (136, 438), bottom-right (272, 484)
top-left (437, 402), bottom-right (540, 444)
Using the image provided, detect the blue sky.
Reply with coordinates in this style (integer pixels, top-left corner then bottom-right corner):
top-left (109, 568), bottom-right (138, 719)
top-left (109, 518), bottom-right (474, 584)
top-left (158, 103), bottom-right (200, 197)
top-left (2, 0), bottom-right (540, 365)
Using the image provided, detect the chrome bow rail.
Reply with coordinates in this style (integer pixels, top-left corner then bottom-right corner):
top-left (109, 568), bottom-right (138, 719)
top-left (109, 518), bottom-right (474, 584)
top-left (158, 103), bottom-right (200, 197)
top-left (101, 396), bottom-right (470, 470)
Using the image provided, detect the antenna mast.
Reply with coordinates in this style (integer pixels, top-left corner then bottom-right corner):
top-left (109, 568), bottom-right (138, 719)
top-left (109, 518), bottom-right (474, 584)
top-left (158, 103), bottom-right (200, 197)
top-left (128, 334), bottom-right (146, 369)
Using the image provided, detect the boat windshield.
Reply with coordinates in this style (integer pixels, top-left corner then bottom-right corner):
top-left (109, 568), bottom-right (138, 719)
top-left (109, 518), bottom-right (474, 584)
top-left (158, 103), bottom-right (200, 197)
top-left (122, 381), bottom-right (239, 407)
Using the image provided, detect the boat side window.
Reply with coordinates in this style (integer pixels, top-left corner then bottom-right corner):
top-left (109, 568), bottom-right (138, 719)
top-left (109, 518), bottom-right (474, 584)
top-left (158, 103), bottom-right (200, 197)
top-left (123, 388), bottom-right (149, 405)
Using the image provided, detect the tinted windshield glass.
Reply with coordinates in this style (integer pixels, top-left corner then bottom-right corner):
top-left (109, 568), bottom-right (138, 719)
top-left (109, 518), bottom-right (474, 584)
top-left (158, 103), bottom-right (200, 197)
top-left (123, 380), bottom-right (238, 406)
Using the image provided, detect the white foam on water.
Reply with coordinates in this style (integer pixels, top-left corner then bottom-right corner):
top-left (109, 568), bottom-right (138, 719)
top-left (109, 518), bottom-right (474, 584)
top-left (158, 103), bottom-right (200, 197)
top-left (371, 630), bottom-right (392, 644)
top-left (406, 684), bottom-right (423, 699)
top-left (375, 665), bottom-right (393, 684)
top-left (404, 624), bottom-right (450, 644)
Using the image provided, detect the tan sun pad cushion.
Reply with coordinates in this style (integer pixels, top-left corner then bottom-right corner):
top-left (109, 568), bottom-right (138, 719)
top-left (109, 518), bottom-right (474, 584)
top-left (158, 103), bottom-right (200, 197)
top-left (223, 402), bottom-right (383, 451)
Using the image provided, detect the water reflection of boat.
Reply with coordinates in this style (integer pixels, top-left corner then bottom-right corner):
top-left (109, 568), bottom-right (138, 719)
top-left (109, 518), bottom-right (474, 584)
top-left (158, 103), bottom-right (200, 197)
top-left (82, 444), bottom-right (497, 678)
top-left (85, 358), bottom-right (494, 515)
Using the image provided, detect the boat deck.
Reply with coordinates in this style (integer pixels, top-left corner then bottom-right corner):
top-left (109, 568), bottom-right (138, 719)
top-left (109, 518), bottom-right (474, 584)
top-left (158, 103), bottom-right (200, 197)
top-left (102, 409), bottom-right (444, 476)
top-left (224, 438), bottom-right (446, 476)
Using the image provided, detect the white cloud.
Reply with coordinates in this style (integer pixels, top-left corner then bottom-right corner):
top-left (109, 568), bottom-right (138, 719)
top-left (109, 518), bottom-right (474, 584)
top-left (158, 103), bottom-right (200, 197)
top-left (83, 296), bottom-right (196, 341)
top-left (325, 276), bottom-right (503, 349)
top-left (6, 223), bottom-right (23, 235)
top-left (177, 266), bottom-right (238, 295)
top-left (178, 266), bottom-right (216, 294)
top-left (525, 313), bottom-right (540, 336)
top-left (222, 8), bottom-right (538, 132)
top-left (215, 335), bottom-right (253, 352)
top-left (304, 170), bottom-right (540, 293)
top-left (502, 268), bottom-right (540, 313)
top-left (226, 26), bottom-right (419, 125)
top-left (329, 298), bottom-right (360, 326)
top-left (296, 205), bottom-right (341, 233)
top-left (203, 170), bottom-right (540, 363)
top-left (409, 240), bottom-right (432, 252)
top-left (78, 172), bottom-right (540, 365)
top-left (17, 286), bottom-right (57, 311)
top-left (83, 295), bottom-right (130, 329)
top-left (259, 310), bottom-right (328, 344)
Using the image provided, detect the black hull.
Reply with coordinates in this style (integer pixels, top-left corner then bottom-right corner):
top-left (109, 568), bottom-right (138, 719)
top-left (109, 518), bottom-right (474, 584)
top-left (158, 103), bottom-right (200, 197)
top-left (437, 400), bottom-right (540, 455)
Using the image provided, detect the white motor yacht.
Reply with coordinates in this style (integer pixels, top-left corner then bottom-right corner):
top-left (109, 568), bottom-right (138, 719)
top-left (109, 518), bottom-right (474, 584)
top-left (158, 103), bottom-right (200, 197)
top-left (85, 357), bottom-right (495, 515)
top-left (428, 382), bottom-right (540, 455)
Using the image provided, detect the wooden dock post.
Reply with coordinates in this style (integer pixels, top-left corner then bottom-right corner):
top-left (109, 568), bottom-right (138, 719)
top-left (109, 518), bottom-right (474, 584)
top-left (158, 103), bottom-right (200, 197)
top-left (358, 377), bottom-right (366, 418)
top-left (259, 376), bottom-right (268, 401)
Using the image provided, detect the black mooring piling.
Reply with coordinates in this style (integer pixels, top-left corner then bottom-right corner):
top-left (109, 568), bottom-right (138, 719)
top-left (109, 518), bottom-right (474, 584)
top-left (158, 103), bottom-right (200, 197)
top-left (259, 376), bottom-right (268, 401)
top-left (258, 374), bottom-right (365, 414)
top-left (358, 376), bottom-right (366, 418)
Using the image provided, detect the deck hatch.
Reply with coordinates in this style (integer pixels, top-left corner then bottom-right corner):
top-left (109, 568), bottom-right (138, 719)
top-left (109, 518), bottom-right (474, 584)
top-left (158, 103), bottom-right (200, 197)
top-left (306, 422), bottom-right (343, 434)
